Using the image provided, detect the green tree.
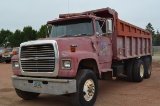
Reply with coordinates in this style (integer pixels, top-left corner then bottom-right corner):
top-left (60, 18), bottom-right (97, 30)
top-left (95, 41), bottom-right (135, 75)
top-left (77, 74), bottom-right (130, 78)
top-left (145, 23), bottom-right (157, 46)
top-left (8, 30), bottom-right (23, 47)
top-left (146, 23), bottom-right (155, 35)
top-left (0, 29), bottom-right (13, 47)
top-left (156, 30), bottom-right (159, 35)
top-left (22, 26), bottom-right (37, 42)
top-left (37, 25), bottom-right (47, 38)
top-left (154, 30), bottom-right (160, 46)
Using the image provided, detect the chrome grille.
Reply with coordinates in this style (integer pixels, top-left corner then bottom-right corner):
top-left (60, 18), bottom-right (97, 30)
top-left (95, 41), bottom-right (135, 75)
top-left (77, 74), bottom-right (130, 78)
top-left (20, 44), bottom-right (55, 72)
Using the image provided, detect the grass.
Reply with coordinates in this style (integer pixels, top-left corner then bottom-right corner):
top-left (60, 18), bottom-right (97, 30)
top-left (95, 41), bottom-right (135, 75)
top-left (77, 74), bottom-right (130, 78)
top-left (153, 51), bottom-right (160, 55)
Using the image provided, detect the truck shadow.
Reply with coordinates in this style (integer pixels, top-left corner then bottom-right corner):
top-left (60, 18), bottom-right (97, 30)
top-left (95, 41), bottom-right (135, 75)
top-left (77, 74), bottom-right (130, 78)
top-left (97, 77), bottom-right (137, 97)
top-left (17, 94), bottom-right (72, 106)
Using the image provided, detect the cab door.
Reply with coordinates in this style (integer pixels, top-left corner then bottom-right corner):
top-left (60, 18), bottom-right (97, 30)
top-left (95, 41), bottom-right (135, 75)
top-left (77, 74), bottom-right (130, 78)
top-left (95, 21), bottom-right (113, 64)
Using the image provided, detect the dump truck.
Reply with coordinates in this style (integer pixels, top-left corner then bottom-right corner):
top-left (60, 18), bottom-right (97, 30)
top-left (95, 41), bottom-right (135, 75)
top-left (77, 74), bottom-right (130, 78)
top-left (12, 7), bottom-right (152, 106)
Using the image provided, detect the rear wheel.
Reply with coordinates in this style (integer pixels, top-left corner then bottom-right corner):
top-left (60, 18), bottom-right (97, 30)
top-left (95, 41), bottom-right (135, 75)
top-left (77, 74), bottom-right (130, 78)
top-left (133, 59), bottom-right (144, 82)
top-left (143, 58), bottom-right (151, 78)
top-left (72, 69), bottom-right (98, 106)
top-left (15, 88), bottom-right (40, 100)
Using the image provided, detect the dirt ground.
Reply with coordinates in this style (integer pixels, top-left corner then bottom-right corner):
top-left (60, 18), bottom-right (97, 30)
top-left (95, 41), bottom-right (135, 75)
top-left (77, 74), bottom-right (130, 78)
top-left (0, 58), bottom-right (160, 106)
top-left (152, 54), bottom-right (160, 60)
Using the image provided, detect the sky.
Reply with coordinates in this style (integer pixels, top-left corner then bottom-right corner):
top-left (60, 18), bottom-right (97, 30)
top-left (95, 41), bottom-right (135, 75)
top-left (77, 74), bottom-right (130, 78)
top-left (0, 0), bottom-right (159, 32)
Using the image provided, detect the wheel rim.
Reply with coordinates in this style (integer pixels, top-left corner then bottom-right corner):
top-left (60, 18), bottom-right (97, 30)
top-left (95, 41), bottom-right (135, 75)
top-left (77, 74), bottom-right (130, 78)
top-left (140, 64), bottom-right (144, 77)
top-left (148, 64), bottom-right (151, 74)
top-left (83, 79), bottom-right (95, 101)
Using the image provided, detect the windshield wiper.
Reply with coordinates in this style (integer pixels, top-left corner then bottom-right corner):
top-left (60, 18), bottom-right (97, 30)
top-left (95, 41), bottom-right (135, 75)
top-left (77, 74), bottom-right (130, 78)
top-left (57, 34), bottom-right (72, 38)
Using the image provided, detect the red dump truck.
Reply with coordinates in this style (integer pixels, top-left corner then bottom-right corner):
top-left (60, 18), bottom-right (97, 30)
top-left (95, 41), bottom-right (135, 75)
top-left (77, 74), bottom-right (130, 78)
top-left (12, 7), bottom-right (152, 106)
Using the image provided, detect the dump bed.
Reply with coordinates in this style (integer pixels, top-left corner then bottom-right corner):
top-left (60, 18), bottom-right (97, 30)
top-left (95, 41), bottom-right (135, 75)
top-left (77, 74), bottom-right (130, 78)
top-left (113, 19), bottom-right (152, 60)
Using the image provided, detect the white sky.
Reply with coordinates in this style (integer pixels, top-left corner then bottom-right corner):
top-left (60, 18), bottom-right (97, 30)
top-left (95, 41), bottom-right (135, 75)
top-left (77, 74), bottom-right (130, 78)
top-left (0, 0), bottom-right (159, 32)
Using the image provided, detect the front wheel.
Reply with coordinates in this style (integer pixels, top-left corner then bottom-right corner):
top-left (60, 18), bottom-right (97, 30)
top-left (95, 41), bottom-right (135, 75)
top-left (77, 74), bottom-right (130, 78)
top-left (15, 88), bottom-right (40, 100)
top-left (72, 69), bottom-right (98, 106)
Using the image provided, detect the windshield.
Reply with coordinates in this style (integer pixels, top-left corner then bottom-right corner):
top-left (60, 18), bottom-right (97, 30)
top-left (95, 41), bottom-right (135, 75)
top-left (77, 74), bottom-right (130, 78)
top-left (50, 18), bottom-right (94, 38)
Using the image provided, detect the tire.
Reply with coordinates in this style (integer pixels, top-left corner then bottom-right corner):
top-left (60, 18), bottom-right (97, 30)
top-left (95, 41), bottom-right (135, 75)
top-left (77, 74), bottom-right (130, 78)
top-left (15, 88), bottom-right (40, 100)
top-left (5, 60), bottom-right (11, 63)
top-left (127, 60), bottom-right (135, 81)
top-left (143, 58), bottom-right (151, 78)
top-left (133, 59), bottom-right (144, 82)
top-left (72, 69), bottom-right (98, 106)
top-left (0, 57), bottom-right (2, 63)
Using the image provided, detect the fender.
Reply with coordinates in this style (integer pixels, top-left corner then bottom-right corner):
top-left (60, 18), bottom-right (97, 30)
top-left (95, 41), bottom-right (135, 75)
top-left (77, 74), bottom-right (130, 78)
top-left (58, 51), bottom-right (100, 77)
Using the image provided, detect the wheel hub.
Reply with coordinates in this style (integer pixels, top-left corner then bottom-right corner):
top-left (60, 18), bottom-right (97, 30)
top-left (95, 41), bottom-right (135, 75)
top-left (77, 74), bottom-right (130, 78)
top-left (140, 64), bottom-right (144, 77)
top-left (83, 79), bottom-right (95, 101)
top-left (148, 65), bottom-right (151, 74)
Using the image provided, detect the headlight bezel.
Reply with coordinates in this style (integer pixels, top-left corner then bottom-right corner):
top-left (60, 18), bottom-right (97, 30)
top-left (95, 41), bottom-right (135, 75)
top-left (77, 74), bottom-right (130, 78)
top-left (62, 59), bottom-right (72, 70)
top-left (12, 61), bottom-right (20, 69)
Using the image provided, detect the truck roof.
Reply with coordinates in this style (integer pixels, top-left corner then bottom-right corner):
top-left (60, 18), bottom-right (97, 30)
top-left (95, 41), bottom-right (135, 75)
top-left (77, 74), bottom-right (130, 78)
top-left (59, 7), bottom-right (117, 18)
top-left (47, 15), bottom-right (96, 24)
top-left (48, 7), bottom-right (117, 24)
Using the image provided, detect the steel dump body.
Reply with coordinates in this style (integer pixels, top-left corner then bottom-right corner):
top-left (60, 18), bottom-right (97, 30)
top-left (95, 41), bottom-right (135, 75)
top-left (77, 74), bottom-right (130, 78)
top-left (114, 19), bottom-right (151, 60)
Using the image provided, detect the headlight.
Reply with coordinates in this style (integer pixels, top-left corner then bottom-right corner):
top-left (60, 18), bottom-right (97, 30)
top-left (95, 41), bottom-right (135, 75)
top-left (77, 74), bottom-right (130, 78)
top-left (62, 60), bottom-right (71, 69)
top-left (12, 61), bottom-right (20, 69)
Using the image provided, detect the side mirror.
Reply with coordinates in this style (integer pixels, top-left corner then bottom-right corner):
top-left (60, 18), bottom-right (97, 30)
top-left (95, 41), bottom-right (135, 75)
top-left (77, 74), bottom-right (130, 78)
top-left (106, 19), bottom-right (113, 34)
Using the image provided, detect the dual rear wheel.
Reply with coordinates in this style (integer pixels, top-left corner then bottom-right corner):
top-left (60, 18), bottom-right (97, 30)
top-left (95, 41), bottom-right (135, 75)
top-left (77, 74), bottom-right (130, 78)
top-left (127, 57), bottom-right (151, 82)
top-left (143, 58), bottom-right (151, 78)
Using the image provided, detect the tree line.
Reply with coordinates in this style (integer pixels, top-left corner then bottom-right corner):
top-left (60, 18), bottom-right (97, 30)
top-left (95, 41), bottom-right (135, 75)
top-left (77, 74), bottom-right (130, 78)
top-left (146, 23), bottom-right (160, 46)
top-left (0, 25), bottom-right (47, 48)
top-left (0, 23), bottom-right (160, 48)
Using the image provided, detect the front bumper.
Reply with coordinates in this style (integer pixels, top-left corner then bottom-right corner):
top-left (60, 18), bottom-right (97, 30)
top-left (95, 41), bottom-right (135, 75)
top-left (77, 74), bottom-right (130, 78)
top-left (12, 76), bottom-right (76, 95)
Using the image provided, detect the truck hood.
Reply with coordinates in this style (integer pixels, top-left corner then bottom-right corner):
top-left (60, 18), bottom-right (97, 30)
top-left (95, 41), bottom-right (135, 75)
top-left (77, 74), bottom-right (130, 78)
top-left (38, 37), bottom-right (94, 54)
